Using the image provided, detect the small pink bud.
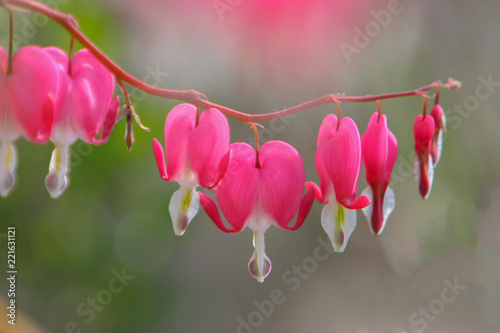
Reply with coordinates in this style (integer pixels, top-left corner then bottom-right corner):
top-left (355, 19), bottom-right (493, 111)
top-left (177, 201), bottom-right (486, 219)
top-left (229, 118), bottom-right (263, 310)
top-left (413, 114), bottom-right (436, 199)
top-left (361, 112), bottom-right (398, 235)
top-left (430, 104), bottom-right (446, 167)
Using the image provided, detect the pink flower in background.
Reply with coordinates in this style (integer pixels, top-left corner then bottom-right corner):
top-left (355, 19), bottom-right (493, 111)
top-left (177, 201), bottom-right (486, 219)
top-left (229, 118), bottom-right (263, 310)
top-left (44, 47), bottom-right (119, 199)
top-left (430, 103), bottom-right (446, 167)
top-left (199, 141), bottom-right (314, 282)
top-left (153, 104), bottom-right (230, 236)
top-left (413, 114), bottom-right (436, 199)
top-left (361, 112), bottom-right (398, 235)
top-left (307, 115), bottom-right (370, 252)
top-left (0, 46), bottom-right (60, 197)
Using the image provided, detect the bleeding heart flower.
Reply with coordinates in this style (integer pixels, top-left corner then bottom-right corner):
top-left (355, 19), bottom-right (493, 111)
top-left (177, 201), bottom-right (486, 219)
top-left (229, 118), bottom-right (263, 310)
top-left (44, 47), bottom-right (119, 199)
top-left (306, 115), bottom-right (370, 252)
top-left (413, 114), bottom-right (436, 199)
top-left (199, 141), bottom-right (314, 282)
top-left (0, 46), bottom-right (60, 197)
top-left (430, 103), bottom-right (446, 167)
top-left (153, 104), bottom-right (230, 236)
top-left (361, 112), bottom-right (398, 235)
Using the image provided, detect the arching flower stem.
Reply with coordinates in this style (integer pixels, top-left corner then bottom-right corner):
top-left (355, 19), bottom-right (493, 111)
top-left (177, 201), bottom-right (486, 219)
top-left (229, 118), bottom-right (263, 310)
top-left (0, 0), bottom-right (462, 123)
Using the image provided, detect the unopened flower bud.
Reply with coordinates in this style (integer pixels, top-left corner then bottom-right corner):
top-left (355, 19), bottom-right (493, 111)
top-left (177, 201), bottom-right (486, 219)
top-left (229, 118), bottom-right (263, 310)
top-left (125, 112), bottom-right (134, 151)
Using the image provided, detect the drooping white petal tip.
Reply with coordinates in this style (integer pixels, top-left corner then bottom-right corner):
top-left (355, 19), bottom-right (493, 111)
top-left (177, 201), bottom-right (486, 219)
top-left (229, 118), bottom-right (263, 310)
top-left (0, 142), bottom-right (17, 197)
top-left (169, 185), bottom-right (200, 236)
top-left (45, 144), bottom-right (70, 199)
top-left (45, 173), bottom-right (69, 199)
top-left (248, 232), bottom-right (271, 283)
top-left (434, 130), bottom-right (444, 167)
top-left (321, 201), bottom-right (357, 253)
top-left (361, 186), bottom-right (395, 235)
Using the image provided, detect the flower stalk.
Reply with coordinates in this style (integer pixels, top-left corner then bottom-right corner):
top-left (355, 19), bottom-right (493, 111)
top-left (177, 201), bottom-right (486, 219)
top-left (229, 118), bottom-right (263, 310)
top-left (0, 0), bottom-right (461, 123)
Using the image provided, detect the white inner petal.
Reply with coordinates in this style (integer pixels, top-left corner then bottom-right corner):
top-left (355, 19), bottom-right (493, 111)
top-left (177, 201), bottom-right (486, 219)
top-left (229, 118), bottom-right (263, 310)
top-left (426, 156), bottom-right (435, 198)
top-left (361, 186), bottom-right (373, 227)
top-left (169, 184), bottom-right (200, 236)
top-left (321, 197), bottom-right (357, 253)
top-left (246, 190), bottom-right (273, 234)
top-left (45, 144), bottom-right (70, 199)
top-left (382, 186), bottom-right (396, 227)
top-left (248, 231), bottom-right (271, 283)
top-left (413, 155), bottom-right (420, 188)
top-left (0, 141), bottom-right (17, 197)
top-left (52, 116), bottom-right (78, 145)
top-left (0, 109), bottom-right (21, 141)
top-left (361, 185), bottom-right (395, 235)
top-left (434, 130), bottom-right (444, 167)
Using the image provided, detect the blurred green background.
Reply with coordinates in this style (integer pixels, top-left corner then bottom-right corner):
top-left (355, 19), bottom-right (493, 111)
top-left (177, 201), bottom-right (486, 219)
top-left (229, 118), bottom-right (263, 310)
top-left (1, 0), bottom-right (499, 332)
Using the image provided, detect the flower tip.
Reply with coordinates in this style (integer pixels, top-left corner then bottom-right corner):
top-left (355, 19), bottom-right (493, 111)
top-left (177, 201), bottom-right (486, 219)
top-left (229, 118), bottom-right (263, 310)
top-left (321, 202), bottom-right (357, 253)
top-left (419, 186), bottom-right (431, 200)
top-left (125, 132), bottom-right (134, 151)
top-left (0, 142), bottom-right (17, 197)
top-left (173, 216), bottom-right (189, 236)
top-left (169, 186), bottom-right (200, 236)
top-left (45, 172), bottom-right (68, 199)
top-left (332, 231), bottom-right (346, 253)
top-left (0, 173), bottom-right (15, 197)
top-left (248, 252), bottom-right (272, 283)
top-left (414, 156), bottom-right (434, 200)
top-left (361, 186), bottom-right (395, 236)
top-left (45, 145), bottom-right (70, 199)
top-left (248, 232), bottom-right (272, 282)
top-left (369, 216), bottom-right (387, 236)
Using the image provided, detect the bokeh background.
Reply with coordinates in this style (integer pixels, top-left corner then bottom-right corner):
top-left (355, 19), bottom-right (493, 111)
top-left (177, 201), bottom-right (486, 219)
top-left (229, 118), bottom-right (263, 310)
top-left (1, 0), bottom-right (499, 332)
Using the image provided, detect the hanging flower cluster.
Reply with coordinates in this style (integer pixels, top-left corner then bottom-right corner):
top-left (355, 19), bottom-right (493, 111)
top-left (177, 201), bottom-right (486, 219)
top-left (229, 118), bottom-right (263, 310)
top-left (0, 0), bottom-right (460, 285)
top-left (413, 98), bottom-right (446, 199)
top-left (0, 45), bottom-right (120, 198)
top-left (0, 41), bottom-right (453, 283)
top-left (153, 97), bottom-right (448, 282)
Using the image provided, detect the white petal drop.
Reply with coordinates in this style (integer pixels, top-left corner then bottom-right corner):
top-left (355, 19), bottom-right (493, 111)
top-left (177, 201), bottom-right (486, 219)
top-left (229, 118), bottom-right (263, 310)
top-left (45, 144), bottom-right (70, 199)
top-left (248, 232), bottom-right (271, 283)
top-left (169, 185), bottom-right (200, 236)
top-left (382, 186), bottom-right (396, 228)
top-left (361, 186), bottom-right (373, 226)
top-left (413, 155), bottom-right (420, 188)
top-left (321, 200), bottom-right (357, 253)
top-left (0, 141), bottom-right (17, 197)
top-left (426, 157), bottom-right (435, 197)
top-left (434, 129), bottom-right (444, 167)
top-left (361, 186), bottom-right (395, 235)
